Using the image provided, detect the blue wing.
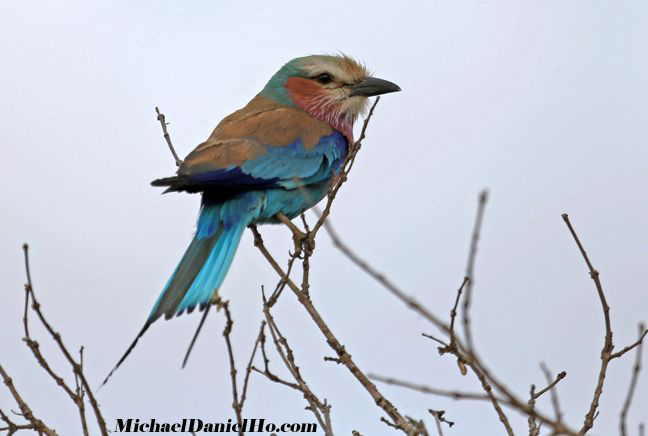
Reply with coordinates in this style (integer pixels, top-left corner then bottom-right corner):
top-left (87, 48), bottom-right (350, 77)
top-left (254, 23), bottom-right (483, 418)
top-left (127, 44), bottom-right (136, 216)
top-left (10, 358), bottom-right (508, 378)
top-left (152, 132), bottom-right (348, 194)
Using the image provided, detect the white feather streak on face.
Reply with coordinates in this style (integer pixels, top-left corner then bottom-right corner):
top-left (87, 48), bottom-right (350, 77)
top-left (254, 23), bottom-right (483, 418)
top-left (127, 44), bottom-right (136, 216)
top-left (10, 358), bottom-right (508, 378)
top-left (296, 56), bottom-right (372, 140)
top-left (299, 55), bottom-right (369, 85)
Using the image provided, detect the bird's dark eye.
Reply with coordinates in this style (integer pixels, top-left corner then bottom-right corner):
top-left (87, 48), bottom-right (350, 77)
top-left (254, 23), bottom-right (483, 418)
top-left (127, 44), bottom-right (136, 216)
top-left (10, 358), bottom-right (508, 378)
top-left (315, 73), bottom-right (333, 84)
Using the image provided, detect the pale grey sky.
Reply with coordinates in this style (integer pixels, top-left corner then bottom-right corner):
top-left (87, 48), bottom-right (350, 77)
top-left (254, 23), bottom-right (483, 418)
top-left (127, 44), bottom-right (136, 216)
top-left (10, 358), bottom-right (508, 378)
top-left (1, 1), bottom-right (647, 435)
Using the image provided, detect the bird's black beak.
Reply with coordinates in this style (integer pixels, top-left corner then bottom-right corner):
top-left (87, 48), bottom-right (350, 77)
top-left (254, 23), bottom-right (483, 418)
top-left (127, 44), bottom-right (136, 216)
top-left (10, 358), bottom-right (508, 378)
top-left (349, 76), bottom-right (401, 97)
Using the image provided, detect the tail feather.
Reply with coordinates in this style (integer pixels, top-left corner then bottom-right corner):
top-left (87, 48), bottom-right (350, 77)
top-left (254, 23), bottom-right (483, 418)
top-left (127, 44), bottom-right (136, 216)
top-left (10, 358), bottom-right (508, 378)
top-left (151, 225), bottom-right (224, 321)
top-left (102, 197), bottom-right (253, 386)
top-left (178, 223), bottom-right (244, 315)
top-left (100, 322), bottom-right (151, 387)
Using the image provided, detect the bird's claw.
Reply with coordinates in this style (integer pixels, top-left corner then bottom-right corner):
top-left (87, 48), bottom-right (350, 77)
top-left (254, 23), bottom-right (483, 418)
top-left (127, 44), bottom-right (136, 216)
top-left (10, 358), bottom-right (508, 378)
top-left (291, 230), bottom-right (315, 258)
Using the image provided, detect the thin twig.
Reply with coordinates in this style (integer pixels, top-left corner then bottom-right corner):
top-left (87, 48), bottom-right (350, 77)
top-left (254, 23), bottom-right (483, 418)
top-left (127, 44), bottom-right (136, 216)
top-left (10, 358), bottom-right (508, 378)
top-left (239, 321), bottom-right (266, 412)
top-left (251, 226), bottom-right (419, 434)
top-left (21, 244), bottom-right (108, 435)
top-left (0, 364), bottom-right (57, 436)
top-left (320, 210), bottom-right (449, 334)
top-left (619, 323), bottom-right (645, 436)
top-left (428, 410), bottom-right (453, 436)
top-left (562, 214), bottom-right (613, 434)
top-left (610, 328), bottom-right (648, 360)
top-left (540, 363), bottom-right (564, 425)
top-left (528, 385), bottom-right (539, 436)
top-left (449, 277), bottom-right (470, 346)
top-left (221, 302), bottom-right (243, 436)
top-left (75, 346), bottom-right (89, 436)
top-left (261, 291), bottom-right (332, 434)
top-left (468, 363), bottom-right (514, 436)
top-left (534, 371), bottom-right (567, 400)
top-left (370, 374), bottom-right (494, 402)
top-left (155, 107), bottom-right (183, 166)
top-left (462, 190), bottom-right (488, 353)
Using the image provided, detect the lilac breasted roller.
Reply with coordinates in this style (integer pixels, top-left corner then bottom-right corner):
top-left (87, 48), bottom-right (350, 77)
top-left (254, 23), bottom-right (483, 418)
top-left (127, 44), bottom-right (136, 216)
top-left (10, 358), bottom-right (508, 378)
top-left (103, 54), bottom-right (399, 384)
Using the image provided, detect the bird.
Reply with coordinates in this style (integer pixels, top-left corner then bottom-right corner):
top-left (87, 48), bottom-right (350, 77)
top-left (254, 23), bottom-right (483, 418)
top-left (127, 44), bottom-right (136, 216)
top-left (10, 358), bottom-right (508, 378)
top-left (102, 54), bottom-right (400, 385)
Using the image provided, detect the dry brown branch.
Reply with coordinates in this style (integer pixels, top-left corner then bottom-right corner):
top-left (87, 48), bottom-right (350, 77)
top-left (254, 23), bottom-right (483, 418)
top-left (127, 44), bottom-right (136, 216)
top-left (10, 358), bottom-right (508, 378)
top-left (251, 322), bottom-right (301, 392)
top-left (527, 384), bottom-right (539, 436)
top-left (540, 363), bottom-right (564, 425)
top-left (428, 410), bottom-right (453, 436)
top-left (369, 374), bottom-right (494, 402)
top-left (146, 98), bottom-right (646, 435)
top-left (467, 361), bottom-right (514, 436)
top-left (251, 226), bottom-right (421, 434)
top-left (239, 321), bottom-right (266, 412)
top-left (220, 301), bottom-right (244, 436)
top-left (323, 191), bottom-right (515, 431)
top-left (19, 244), bottom-right (108, 435)
top-left (449, 277), bottom-right (470, 347)
top-left (561, 214), bottom-right (647, 434)
top-left (261, 292), bottom-right (333, 434)
top-left (528, 374), bottom-right (566, 436)
top-left (155, 107), bottom-right (183, 166)
top-left (248, 98), bottom-right (433, 434)
top-left (318, 205), bottom-right (449, 334)
top-left (619, 323), bottom-right (646, 436)
top-left (461, 190), bottom-right (488, 353)
top-left (0, 364), bottom-right (58, 435)
top-left (365, 197), bottom-right (585, 435)
top-left (534, 371), bottom-right (567, 401)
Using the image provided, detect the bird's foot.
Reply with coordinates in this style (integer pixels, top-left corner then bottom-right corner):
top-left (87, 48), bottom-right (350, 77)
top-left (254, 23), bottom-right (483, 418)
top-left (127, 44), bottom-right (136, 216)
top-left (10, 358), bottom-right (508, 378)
top-left (291, 230), bottom-right (315, 258)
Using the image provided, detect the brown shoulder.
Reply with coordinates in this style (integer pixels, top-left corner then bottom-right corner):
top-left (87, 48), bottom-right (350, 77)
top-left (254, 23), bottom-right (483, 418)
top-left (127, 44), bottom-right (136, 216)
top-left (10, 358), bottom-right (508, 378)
top-left (206, 96), bottom-right (333, 149)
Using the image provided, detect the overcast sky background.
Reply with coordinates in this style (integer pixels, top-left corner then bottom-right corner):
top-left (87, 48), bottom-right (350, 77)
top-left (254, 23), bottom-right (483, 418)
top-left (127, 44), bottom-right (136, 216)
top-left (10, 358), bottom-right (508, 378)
top-left (1, 1), bottom-right (647, 435)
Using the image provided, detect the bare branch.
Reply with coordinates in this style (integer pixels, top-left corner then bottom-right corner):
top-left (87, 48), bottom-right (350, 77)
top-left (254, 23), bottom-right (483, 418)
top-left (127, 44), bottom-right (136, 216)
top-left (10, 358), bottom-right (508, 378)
top-left (561, 214), bottom-right (614, 434)
top-left (252, 224), bottom-right (420, 434)
top-left (155, 107), bottom-right (183, 166)
top-left (610, 328), bottom-right (648, 360)
top-left (0, 364), bottom-right (57, 436)
top-left (220, 301), bottom-right (245, 436)
top-left (534, 371), bottom-right (567, 400)
top-left (261, 292), bottom-right (333, 434)
top-left (21, 244), bottom-right (107, 435)
top-left (239, 321), bottom-right (266, 412)
top-left (319, 206), bottom-right (449, 335)
top-left (528, 385), bottom-right (539, 436)
top-left (449, 277), bottom-right (470, 346)
top-left (370, 374), bottom-right (493, 402)
top-left (461, 190), bottom-right (488, 353)
top-left (540, 363), bottom-right (564, 425)
top-left (428, 410), bottom-right (453, 436)
top-left (619, 323), bottom-right (646, 436)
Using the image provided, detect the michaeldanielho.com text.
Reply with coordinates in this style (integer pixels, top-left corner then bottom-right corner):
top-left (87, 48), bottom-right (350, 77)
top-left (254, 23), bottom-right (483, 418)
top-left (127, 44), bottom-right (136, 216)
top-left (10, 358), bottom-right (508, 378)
top-left (114, 418), bottom-right (317, 433)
